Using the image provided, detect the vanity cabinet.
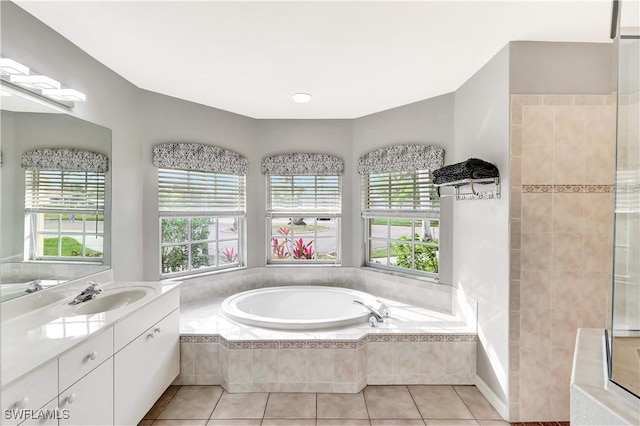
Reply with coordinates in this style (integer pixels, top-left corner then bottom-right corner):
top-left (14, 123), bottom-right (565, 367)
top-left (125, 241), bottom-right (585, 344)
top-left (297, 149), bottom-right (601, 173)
top-left (58, 359), bottom-right (113, 426)
top-left (114, 308), bottom-right (180, 425)
top-left (1, 360), bottom-right (58, 426)
top-left (1, 286), bottom-right (180, 426)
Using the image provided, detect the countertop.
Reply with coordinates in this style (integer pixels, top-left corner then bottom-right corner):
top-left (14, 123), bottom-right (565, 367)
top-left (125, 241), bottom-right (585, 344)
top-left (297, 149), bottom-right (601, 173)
top-left (1, 280), bottom-right (180, 388)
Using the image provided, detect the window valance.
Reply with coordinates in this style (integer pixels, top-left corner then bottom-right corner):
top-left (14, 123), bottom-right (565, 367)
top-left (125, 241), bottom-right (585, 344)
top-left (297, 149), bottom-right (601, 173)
top-left (21, 148), bottom-right (109, 173)
top-left (152, 142), bottom-right (248, 176)
top-left (357, 144), bottom-right (444, 174)
top-left (261, 153), bottom-right (344, 176)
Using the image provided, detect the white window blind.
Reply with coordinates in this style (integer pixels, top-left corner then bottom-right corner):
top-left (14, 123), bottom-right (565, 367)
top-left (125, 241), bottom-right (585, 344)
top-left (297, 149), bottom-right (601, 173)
top-left (25, 170), bottom-right (105, 213)
top-left (158, 168), bottom-right (245, 215)
top-left (362, 169), bottom-right (439, 217)
top-left (267, 175), bottom-right (341, 216)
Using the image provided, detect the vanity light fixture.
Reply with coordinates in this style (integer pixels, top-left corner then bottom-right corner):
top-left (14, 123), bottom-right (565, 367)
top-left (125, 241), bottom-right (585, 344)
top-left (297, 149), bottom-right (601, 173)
top-left (0, 55), bottom-right (86, 106)
top-left (10, 74), bottom-right (61, 90)
top-left (292, 92), bottom-right (312, 103)
top-left (42, 88), bottom-right (86, 102)
top-left (0, 58), bottom-right (29, 76)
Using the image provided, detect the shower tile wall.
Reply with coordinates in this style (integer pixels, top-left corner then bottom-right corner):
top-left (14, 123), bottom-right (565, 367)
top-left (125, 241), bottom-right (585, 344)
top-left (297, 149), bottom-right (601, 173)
top-left (509, 94), bottom-right (616, 422)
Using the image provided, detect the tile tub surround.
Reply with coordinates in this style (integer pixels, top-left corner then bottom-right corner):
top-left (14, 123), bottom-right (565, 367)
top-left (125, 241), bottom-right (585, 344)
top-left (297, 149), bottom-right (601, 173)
top-left (178, 267), bottom-right (458, 315)
top-left (510, 94), bottom-right (616, 422)
top-left (176, 296), bottom-right (477, 392)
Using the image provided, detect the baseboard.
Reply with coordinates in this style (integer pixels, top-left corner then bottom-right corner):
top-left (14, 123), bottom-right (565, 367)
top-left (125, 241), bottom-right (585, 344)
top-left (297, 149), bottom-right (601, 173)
top-left (475, 374), bottom-right (509, 420)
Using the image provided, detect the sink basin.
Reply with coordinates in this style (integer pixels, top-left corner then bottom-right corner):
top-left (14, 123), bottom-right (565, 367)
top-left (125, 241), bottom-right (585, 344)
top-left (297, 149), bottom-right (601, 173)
top-left (66, 287), bottom-right (153, 316)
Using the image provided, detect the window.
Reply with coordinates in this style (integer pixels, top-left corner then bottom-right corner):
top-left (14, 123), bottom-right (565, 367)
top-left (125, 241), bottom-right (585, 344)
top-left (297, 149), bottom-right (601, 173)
top-left (25, 169), bottom-right (105, 260)
top-left (358, 144), bottom-right (444, 278)
top-left (262, 153), bottom-right (344, 264)
top-left (159, 168), bottom-right (245, 277)
top-left (267, 174), bottom-right (341, 263)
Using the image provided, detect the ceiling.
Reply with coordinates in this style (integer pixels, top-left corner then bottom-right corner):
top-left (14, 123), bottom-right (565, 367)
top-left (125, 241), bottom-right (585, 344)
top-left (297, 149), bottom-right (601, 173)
top-left (14, 1), bottom-right (614, 119)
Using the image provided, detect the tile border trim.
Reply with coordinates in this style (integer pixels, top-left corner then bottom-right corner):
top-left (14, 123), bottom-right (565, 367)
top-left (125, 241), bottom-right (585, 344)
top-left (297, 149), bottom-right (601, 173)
top-left (180, 333), bottom-right (478, 347)
top-left (521, 184), bottom-right (614, 193)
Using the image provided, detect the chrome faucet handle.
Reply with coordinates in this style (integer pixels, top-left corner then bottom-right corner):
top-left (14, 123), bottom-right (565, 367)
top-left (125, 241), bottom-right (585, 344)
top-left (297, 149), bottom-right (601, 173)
top-left (376, 299), bottom-right (390, 318)
top-left (25, 280), bottom-right (44, 293)
top-left (85, 281), bottom-right (102, 292)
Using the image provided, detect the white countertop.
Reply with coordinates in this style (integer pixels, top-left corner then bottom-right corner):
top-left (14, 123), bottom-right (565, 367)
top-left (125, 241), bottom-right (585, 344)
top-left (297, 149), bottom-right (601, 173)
top-left (1, 281), bottom-right (180, 388)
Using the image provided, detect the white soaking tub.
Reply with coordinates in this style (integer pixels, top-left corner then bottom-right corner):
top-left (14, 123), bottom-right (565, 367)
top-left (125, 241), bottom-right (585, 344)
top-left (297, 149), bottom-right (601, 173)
top-left (221, 285), bottom-right (380, 330)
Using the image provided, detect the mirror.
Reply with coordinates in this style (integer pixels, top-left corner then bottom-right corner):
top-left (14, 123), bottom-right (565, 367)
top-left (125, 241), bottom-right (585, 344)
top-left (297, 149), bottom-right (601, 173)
top-left (0, 85), bottom-right (111, 303)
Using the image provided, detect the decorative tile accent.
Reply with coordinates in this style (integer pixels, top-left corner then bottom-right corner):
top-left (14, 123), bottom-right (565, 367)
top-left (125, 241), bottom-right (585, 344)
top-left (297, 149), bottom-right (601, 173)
top-left (522, 184), bottom-right (614, 193)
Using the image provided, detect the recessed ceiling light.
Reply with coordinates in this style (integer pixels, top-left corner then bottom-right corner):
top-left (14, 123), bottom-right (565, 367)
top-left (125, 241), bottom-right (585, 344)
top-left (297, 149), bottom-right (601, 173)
top-left (292, 93), bottom-right (312, 103)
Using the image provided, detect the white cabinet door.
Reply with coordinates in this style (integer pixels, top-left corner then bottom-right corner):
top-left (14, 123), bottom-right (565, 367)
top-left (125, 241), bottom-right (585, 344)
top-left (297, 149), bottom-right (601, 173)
top-left (114, 309), bottom-right (179, 426)
top-left (58, 358), bottom-right (113, 426)
top-left (2, 360), bottom-right (58, 426)
top-left (17, 398), bottom-right (59, 426)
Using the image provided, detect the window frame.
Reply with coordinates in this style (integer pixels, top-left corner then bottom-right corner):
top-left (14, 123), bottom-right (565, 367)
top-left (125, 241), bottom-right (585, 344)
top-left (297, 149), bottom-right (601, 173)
top-left (265, 174), bottom-right (342, 265)
top-left (361, 169), bottom-right (440, 278)
top-left (158, 167), bottom-right (246, 278)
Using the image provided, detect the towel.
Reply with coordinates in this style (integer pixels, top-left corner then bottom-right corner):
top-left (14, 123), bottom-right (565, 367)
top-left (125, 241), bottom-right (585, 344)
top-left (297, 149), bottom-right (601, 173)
top-left (432, 158), bottom-right (499, 185)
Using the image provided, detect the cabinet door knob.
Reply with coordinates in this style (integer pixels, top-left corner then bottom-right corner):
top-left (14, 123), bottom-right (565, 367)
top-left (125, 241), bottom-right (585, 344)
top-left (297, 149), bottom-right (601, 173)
top-left (154, 327), bottom-right (161, 334)
top-left (66, 393), bottom-right (77, 404)
top-left (148, 331), bottom-right (155, 339)
top-left (15, 396), bottom-right (30, 409)
top-left (88, 351), bottom-right (98, 361)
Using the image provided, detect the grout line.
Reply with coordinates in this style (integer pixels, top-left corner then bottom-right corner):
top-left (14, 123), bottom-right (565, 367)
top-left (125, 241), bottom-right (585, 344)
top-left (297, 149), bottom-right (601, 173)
top-left (452, 385), bottom-right (479, 420)
top-left (405, 384), bottom-right (425, 420)
top-left (361, 385), bottom-right (372, 421)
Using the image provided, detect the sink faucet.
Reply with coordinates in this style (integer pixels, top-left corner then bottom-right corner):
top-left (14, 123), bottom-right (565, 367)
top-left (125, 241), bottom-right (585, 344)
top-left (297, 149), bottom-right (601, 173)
top-left (69, 281), bottom-right (103, 305)
top-left (353, 300), bottom-right (385, 324)
top-left (25, 279), bottom-right (44, 294)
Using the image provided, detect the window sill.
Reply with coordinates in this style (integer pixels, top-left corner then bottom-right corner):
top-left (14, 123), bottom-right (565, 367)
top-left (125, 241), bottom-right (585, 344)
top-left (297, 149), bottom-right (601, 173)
top-left (162, 265), bottom-right (247, 282)
top-left (361, 265), bottom-right (441, 285)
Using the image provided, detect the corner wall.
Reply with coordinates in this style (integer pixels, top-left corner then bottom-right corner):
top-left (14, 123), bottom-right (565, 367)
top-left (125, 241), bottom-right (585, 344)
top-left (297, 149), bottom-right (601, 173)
top-left (452, 44), bottom-right (512, 413)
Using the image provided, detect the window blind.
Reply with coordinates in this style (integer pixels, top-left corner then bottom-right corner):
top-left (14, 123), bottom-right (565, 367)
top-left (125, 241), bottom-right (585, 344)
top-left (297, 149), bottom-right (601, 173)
top-left (362, 169), bottom-right (439, 217)
top-left (25, 170), bottom-right (105, 213)
top-left (158, 168), bottom-right (245, 215)
top-left (267, 175), bottom-right (341, 216)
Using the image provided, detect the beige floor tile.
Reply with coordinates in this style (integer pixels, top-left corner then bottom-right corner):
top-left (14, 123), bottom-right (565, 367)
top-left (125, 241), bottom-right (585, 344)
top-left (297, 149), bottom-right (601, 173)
top-left (206, 420), bottom-right (262, 426)
top-left (262, 420), bottom-right (316, 426)
top-left (264, 393), bottom-right (317, 419)
top-left (408, 386), bottom-right (473, 420)
top-left (364, 386), bottom-right (421, 420)
top-left (152, 421), bottom-right (208, 426)
top-left (477, 421), bottom-right (510, 426)
top-left (144, 385), bottom-right (180, 419)
top-left (317, 421), bottom-right (370, 426)
top-left (210, 392), bottom-right (268, 419)
top-left (158, 386), bottom-right (224, 419)
top-left (453, 386), bottom-right (502, 420)
top-left (317, 393), bottom-right (369, 419)
top-left (137, 421), bottom-right (154, 426)
top-left (370, 420), bottom-right (425, 426)
top-left (424, 420), bottom-right (479, 426)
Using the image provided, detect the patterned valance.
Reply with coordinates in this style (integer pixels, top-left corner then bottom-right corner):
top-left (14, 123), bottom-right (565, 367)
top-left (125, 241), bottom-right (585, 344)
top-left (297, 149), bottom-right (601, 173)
top-left (357, 144), bottom-right (444, 174)
top-left (261, 153), bottom-right (344, 175)
top-left (153, 142), bottom-right (248, 175)
top-left (21, 148), bottom-right (108, 173)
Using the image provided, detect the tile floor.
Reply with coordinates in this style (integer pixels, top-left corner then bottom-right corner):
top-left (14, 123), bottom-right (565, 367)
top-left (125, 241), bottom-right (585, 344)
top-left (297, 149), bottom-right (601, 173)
top-left (139, 384), bottom-right (530, 426)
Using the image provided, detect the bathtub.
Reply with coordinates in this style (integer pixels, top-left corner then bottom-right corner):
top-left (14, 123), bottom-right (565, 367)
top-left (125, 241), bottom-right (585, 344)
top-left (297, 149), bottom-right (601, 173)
top-left (221, 285), bottom-right (380, 330)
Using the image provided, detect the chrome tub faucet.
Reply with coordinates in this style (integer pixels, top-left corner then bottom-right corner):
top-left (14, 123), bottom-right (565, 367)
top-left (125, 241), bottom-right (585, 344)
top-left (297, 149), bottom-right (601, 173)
top-left (353, 299), bottom-right (390, 327)
top-left (25, 279), bottom-right (44, 294)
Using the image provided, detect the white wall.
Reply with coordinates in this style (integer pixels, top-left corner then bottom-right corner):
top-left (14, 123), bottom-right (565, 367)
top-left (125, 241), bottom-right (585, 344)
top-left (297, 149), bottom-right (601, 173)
top-left (452, 45), bottom-right (511, 409)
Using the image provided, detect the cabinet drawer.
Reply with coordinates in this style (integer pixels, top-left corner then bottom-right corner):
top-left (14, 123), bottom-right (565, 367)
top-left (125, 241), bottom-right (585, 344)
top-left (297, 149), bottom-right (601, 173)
top-left (1, 360), bottom-right (58, 426)
top-left (58, 328), bottom-right (113, 392)
top-left (59, 357), bottom-right (113, 426)
top-left (114, 308), bottom-right (180, 426)
top-left (114, 289), bottom-right (179, 352)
